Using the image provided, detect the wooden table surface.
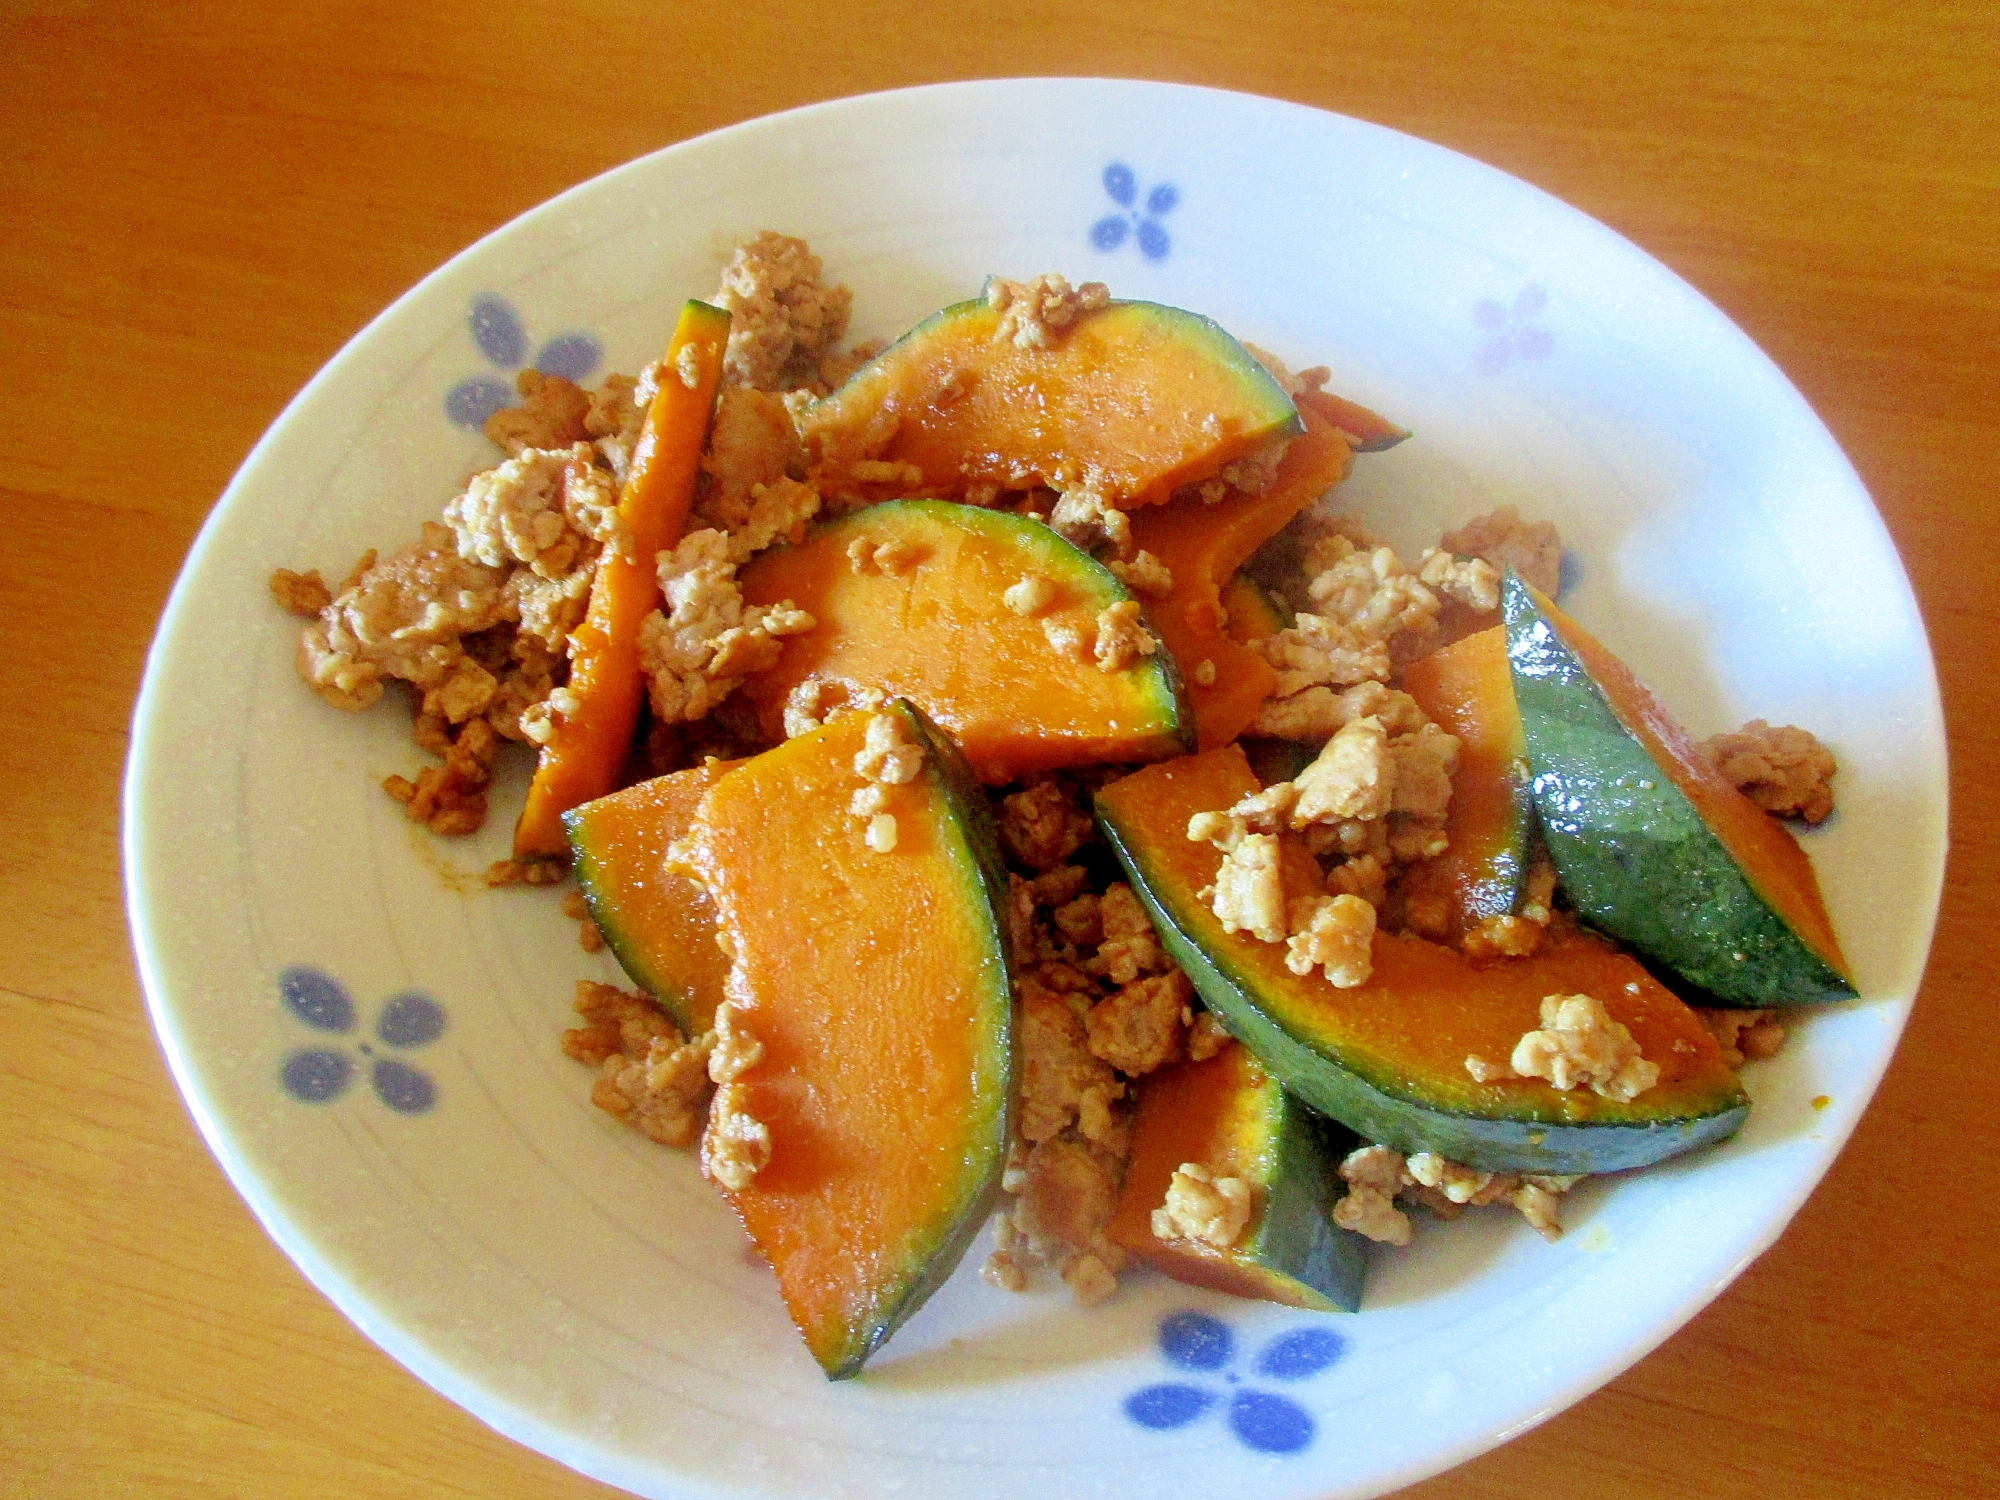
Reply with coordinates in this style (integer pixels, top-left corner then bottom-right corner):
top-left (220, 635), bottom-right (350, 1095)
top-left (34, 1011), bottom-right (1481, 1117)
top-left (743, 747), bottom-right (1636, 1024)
top-left (5, 1), bottom-right (1995, 1496)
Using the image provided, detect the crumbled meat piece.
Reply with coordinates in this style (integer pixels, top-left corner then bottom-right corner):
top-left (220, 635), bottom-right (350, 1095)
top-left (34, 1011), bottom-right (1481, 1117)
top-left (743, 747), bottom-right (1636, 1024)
top-left (575, 982), bottom-right (717, 1151)
top-left (1193, 659), bottom-right (1217, 687)
top-left (696, 386), bottom-right (804, 533)
top-left (1208, 831), bottom-right (1287, 943)
top-left (1253, 613), bottom-right (1392, 697)
top-left (1337, 1142), bottom-right (1579, 1243)
top-left (562, 979), bottom-right (680, 1065)
top-left (484, 856), bottom-right (568, 887)
top-left (1389, 722), bottom-right (1460, 820)
top-left (560, 890), bottom-right (605, 953)
top-left (1052, 893), bottom-right (1104, 948)
top-left (1327, 853), bottom-right (1388, 908)
top-left (1152, 1162), bottom-right (1255, 1248)
top-left (998, 779), bottom-right (1094, 870)
top-left (706, 1001), bottom-right (765, 1083)
top-left (1439, 506), bottom-right (1562, 597)
top-left (1303, 535), bottom-right (1440, 657)
top-left (1108, 550), bottom-right (1173, 596)
top-left (1019, 977), bottom-right (1123, 1144)
top-left (1462, 913), bottom-right (1547, 960)
top-left (1041, 615), bottom-right (1093, 661)
top-left (713, 232), bottom-right (853, 392)
top-left (1004, 573), bottom-right (1058, 616)
top-left (1049, 487), bottom-right (1131, 555)
top-left (296, 523), bottom-right (510, 711)
top-left (701, 1081), bottom-right (772, 1189)
top-left (1186, 1010), bottom-right (1235, 1061)
top-left (1334, 1145), bottom-right (1413, 1246)
top-left (637, 529), bottom-right (815, 723)
top-left (482, 369), bottom-right (591, 457)
top-left (269, 568), bottom-right (332, 617)
top-left (1086, 970), bottom-right (1191, 1075)
top-left (854, 710), bottom-right (924, 784)
top-left (1284, 893), bottom-right (1376, 986)
top-left (382, 716), bottom-right (499, 835)
top-left (846, 534), bottom-right (925, 576)
top-left (781, 676), bottom-right (887, 737)
top-left (1250, 680), bottom-right (1429, 741)
top-left (1293, 716), bottom-right (1396, 823)
top-left (981, 1213), bottom-right (1032, 1292)
top-left (583, 373), bottom-right (644, 484)
top-left (1469, 993), bottom-right (1660, 1102)
top-left (1701, 720), bottom-right (1837, 824)
top-left (1032, 863), bottom-right (1092, 907)
top-left (1004, 1133), bottom-right (1130, 1305)
top-left (864, 813), bottom-right (899, 852)
top-left (1417, 547), bottom-right (1502, 613)
top-left (1699, 1008), bottom-right (1789, 1067)
top-left (1088, 883), bottom-right (1169, 984)
top-left (1093, 601), bottom-right (1158, 671)
top-left (1520, 856), bottom-right (1558, 924)
top-left (986, 273), bottom-right (1110, 349)
top-left (445, 444), bottom-right (621, 578)
top-left (1221, 781), bottom-right (1301, 836)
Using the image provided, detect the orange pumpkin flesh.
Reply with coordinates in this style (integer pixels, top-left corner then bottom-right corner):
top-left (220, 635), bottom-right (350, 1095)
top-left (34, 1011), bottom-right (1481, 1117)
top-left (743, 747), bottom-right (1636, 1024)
top-left (683, 705), bottom-right (1012, 1377)
top-left (1397, 627), bottom-right (1536, 942)
top-left (563, 760), bottom-right (738, 1034)
top-left (1127, 410), bottom-right (1357, 750)
top-left (1095, 747), bottom-right (1748, 1173)
top-left (737, 501), bottom-right (1188, 782)
top-left (802, 298), bottom-right (1302, 506)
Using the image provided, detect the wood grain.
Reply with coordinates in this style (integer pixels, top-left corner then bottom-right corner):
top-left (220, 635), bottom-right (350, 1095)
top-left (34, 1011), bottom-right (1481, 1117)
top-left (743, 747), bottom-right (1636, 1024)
top-left (4, 1), bottom-right (1995, 1496)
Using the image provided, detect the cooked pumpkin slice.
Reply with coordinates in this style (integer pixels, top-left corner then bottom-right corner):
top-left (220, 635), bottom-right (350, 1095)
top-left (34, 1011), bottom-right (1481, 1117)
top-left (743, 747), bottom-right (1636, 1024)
top-left (1397, 626), bottom-right (1539, 944)
top-left (1107, 1042), bottom-right (1366, 1312)
top-left (736, 500), bottom-right (1189, 782)
top-left (1095, 747), bottom-right (1749, 1175)
top-left (680, 702), bottom-right (1013, 1379)
top-left (562, 760), bottom-right (739, 1035)
top-left (1128, 408), bottom-right (1357, 750)
top-left (801, 296), bottom-right (1302, 507)
top-left (1503, 576), bottom-right (1854, 1005)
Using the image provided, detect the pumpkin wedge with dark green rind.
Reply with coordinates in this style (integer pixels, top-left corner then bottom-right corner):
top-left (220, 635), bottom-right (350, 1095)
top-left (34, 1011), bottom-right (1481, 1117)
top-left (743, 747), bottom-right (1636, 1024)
top-left (1107, 1042), bottom-right (1367, 1312)
top-left (681, 701), bottom-right (1013, 1379)
top-left (1397, 626), bottom-right (1539, 943)
top-left (1503, 576), bottom-right (1854, 1005)
top-left (1095, 746), bottom-right (1749, 1175)
top-left (802, 296), bottom-right (1302, 508)
top-left (562, 760), bottom-right (739, 1035)
top-left (738, 500), bottom-right (1189, 783)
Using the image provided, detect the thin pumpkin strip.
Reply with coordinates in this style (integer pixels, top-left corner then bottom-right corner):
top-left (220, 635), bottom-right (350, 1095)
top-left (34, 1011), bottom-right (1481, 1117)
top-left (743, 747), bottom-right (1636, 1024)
top-left (513, 300), bottom-right (731, 859)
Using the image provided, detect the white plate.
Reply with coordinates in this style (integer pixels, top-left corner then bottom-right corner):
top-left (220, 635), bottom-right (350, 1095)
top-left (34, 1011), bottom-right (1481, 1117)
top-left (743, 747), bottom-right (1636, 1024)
top-left (126, 79), bottom-right (1946, 1500)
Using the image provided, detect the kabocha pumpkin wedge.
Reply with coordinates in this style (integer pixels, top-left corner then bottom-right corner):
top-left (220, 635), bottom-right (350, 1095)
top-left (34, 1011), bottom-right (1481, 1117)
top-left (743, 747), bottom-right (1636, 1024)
top-left (1128, 407), bottom-right (1360, 750)
top-left (1107, 1042), bottom-right (1367, 1312)
top-left (513, 300), bottom-right (730, 860)
top-left (736, 500), bottom-right (1189, 782)
top-left (1502, 576), bottom-right (1854, 1005)
top-left (562, 760), bottom-right (739, 1035)
top-left (1397, 626), bottom-right (1541, 945)
top-left (801, 293), bottom-right (1302, 507)
top-left (1095, 746), bottom-right (1748, 1175)
top-left (676, 702), bottom-right (1014, 1378)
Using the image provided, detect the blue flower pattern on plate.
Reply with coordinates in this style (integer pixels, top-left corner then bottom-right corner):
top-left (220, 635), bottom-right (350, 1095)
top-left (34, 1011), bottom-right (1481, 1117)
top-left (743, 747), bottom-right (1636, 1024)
top-left (445, 294), bottom-right (605, 429)
top-left (1091, 163), bottom-right (1178, 261)
top-left (1123, 1310), bottom-right (1346, 1454)
top-left (279, 965), bottom-right (446, 1115)
top-left (1474, 283), bottom-right (1553, 374)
